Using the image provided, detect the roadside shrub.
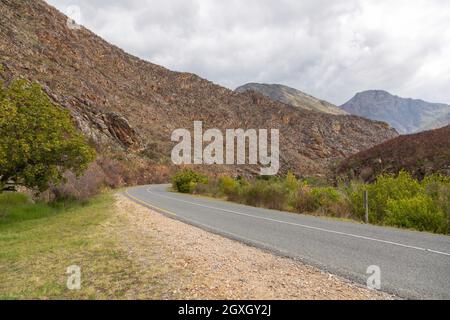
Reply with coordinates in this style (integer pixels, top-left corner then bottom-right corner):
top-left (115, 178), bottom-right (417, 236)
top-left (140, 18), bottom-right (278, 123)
top-left (172, 169), bottom-right (208, 194)
top-left (368, 171), bottom-right (423, 223)
top-left (345, 171), bottom-right (424, 223)
top-left (243, 180), bottom-right (287, 210)
top-left (50, 167), bottom-right (104, 202)
top-left (422, 174), bottom-right (450, 233)
top-left (311, 187), bottom-right (340, 207)
top-left (185, 170), bottom-right (449, 234)
top-left (422, 175), bottom-right (450, 214)
top-left (284, 172), bottom-right (299, 193)
top-left (292, 185), bottom-right (317, 213)
top-left (261, 182), bottom-right (288, 210)
top-left (385, 195), bottom-right (447, 233)
top-left (310, 187), bottom-right (350, 217)
top-left (343, 172), bottom-right (450, 233)
top-left (343, 181), bottom-right (368, 221)
top-left (195, 177), bottom-right (221, 196)
top-left (218, 176), bottom-right (239, 196)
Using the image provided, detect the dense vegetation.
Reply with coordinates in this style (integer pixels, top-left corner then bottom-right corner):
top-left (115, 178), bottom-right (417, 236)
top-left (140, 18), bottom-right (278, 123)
top-left (173, 170), bottom-right (450, 234)
top-left (0, 73), bottom-right (95, 192)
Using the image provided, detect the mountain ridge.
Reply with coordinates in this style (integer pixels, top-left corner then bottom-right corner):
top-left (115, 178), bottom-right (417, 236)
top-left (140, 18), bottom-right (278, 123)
top-left (235, 83), bottom-right (348, 115)
top-left (340, 90), bottom-right (450, 134)
top-left (0, 0), bottom-right (398, 180)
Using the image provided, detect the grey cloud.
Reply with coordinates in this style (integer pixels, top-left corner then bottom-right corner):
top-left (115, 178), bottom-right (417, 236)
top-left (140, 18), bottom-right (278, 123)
top-left (46, 0), bottom-right (450, 105)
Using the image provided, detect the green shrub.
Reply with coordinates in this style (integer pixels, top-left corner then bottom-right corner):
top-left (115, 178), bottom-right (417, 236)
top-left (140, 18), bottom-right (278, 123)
top-left (179, 170), bottom-right (449, 234)
top-left (218, 176), bottom-right (239, 196)
top-left (343, 181), bottom-right (371, 221)
top-left (310, 187), bottom-right (350, 217)
top-left (292, 185), bottom-right (317, 213)
top-left (240, 180), bottom-right (287, 210)
top-left (311, 187), bottom-right (341, 207)
top-left (368, 171), bottom-right (423, 222)
top-left (385, 195), bottom-right (447, 233)
top-left (421, 175), bottom-right (450, 233)
top-left (343, 172), bottom-right (450, 233)
top-left (171, 169), bottom-right (208, 194)
top-left (194, 178), bottom-right (220, 196)
top-left (284, 172), bottom-right (299, 193)
top-left (344, 171), bottom-right (425, 223)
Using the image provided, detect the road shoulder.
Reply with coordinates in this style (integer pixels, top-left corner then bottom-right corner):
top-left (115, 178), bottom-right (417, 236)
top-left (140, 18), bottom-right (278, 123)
top-left (117, 193), bottom-right (392, 299)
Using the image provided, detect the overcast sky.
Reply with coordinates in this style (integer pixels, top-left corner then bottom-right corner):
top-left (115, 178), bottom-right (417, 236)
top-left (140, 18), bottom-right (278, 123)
top-left (46, 0), bottom-right (450, 105)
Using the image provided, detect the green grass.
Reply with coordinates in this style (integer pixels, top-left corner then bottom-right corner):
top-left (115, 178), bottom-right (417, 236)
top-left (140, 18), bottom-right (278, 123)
top-left (0, 192), bottom-right (177, 300)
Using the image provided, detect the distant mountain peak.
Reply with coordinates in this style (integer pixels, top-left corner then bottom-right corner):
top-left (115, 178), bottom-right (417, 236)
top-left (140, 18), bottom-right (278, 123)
top-left (235, 83), bottom-right (348, 115)
top-left (355, 89), bottom-right (391, 97)
top-left (341, 90), bottom-right (450, 134)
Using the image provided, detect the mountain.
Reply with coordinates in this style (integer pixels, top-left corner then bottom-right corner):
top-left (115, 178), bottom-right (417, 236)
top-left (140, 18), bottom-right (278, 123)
top-left (340, 90), bottom-right (450, 134)
top-left (0, 0), bottom-right (398, 181)
top-left (235, 83), bottom-right (347, 115)
top-left (337, 125), bottom-right (450, 182)
top-left (422, 112), bottom-right (450, 132)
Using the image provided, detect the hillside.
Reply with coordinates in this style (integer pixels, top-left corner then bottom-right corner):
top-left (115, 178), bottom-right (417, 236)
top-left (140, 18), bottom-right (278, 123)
top-left (337, 125), bottom-right (450, 182)
top-left (340, 90), bottom-right (450, 134)
top-left (236, 83), bottom-right (347, 115)
top-left (0, 0), bottom-right (397, 181)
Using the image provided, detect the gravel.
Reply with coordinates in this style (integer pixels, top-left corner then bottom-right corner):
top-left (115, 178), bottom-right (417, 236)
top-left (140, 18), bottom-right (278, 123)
top-left (115, 193), bottom-right (391, 300)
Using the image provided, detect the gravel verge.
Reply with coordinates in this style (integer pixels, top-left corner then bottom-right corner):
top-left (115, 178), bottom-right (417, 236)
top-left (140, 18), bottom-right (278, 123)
top-left (115, 193), bottom-right (391, 300)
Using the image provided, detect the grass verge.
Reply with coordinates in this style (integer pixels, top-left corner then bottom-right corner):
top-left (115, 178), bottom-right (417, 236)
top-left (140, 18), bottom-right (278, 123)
top-left (0, 192), bottom-right (177, 299)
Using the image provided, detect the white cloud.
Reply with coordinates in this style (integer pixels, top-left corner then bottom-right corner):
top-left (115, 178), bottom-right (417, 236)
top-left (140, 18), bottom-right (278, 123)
top-left (46, 0), bottom-right (450, 105)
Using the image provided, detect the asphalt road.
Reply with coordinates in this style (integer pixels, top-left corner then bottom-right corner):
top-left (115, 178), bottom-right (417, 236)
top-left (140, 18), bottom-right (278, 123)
top-left (125, 184), bottom-right (450, 299)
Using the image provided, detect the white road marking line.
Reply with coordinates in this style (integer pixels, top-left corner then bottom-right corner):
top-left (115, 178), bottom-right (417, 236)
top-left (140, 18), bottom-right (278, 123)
top-left (125, 188), bottom-right (327, 268)
top-left (138, 187), bottom-right (450, 257)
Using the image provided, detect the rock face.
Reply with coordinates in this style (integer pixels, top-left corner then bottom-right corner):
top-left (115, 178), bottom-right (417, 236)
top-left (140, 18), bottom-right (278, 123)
top-left (236, 83), bottom-right (347, 115)
top-left (337, 125), bottom-right (450, 182)
top-left (340, 90), bottom-right (450, 134)
top-left (0, 0), bottom-right (398, 178)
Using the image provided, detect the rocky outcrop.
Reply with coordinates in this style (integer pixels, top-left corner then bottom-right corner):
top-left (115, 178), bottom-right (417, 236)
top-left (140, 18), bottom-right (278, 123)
top-left (72, 108), bottom-right (143, 152)
top-left (340, 90), bottom-right (450, 134)
top-left (39, 84), bottom-right (143, 152)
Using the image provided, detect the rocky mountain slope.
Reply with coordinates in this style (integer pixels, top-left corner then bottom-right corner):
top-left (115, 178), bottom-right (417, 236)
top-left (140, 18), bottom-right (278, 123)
top-left (337, 125), bottom-right (450, 182)
top-left (0, 0), bottom-right (398, 180)
top-left (236, 83), bottom-right (347, 115)
top-left (340, 90), bottom-right (450, 134)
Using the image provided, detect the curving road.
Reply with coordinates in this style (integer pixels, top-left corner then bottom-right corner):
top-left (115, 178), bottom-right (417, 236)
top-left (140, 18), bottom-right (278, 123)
top-left (125, 184), bottom-right (450, 300)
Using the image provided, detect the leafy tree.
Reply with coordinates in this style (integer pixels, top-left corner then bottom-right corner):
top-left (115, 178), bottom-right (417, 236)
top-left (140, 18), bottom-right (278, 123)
top-left (0, 77), bottom-right (95, 192)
